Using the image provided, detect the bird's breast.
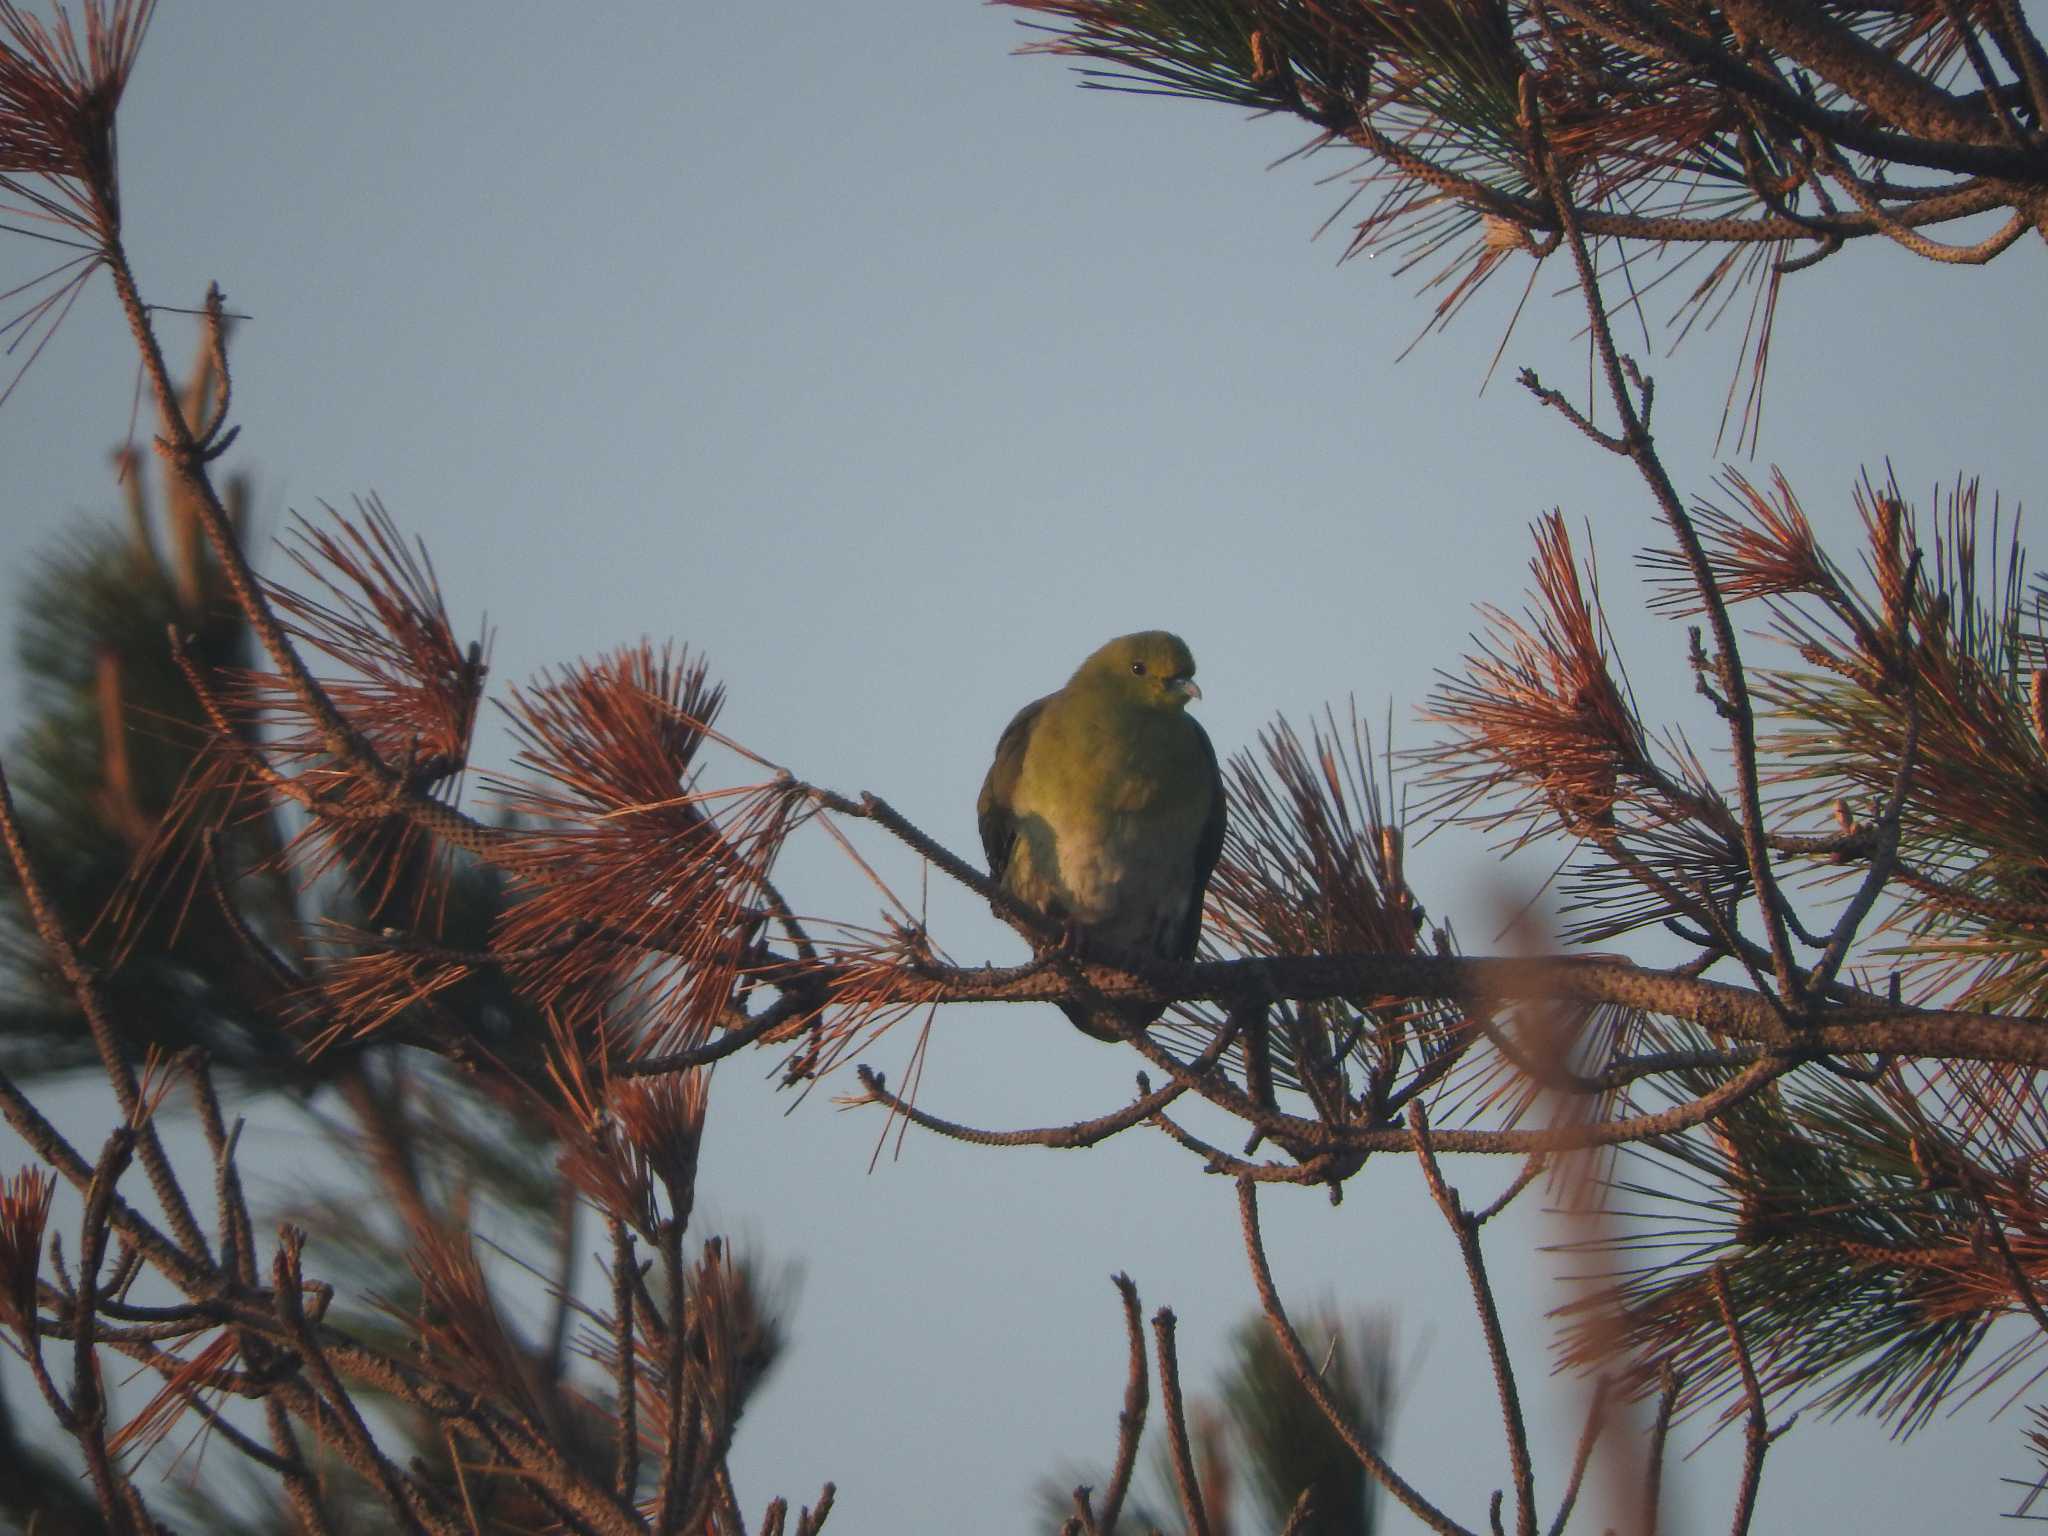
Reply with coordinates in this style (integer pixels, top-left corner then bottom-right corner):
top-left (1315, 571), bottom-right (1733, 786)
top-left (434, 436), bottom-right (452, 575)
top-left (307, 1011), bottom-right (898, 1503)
top-left (1004, 714), bottom-right (1212, 952)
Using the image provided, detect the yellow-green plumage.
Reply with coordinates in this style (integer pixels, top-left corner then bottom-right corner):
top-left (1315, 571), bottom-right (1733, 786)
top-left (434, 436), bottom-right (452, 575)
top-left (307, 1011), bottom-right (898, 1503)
top-left (978, 631), bottom-right (1225, 1039)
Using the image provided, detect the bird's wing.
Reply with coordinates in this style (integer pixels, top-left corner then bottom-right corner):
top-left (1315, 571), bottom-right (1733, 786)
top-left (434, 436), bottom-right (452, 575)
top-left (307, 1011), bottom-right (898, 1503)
top-left (1175, 722), bottom-right (1228, 960)
top-left (978, 694), bottom-right (1049, 882)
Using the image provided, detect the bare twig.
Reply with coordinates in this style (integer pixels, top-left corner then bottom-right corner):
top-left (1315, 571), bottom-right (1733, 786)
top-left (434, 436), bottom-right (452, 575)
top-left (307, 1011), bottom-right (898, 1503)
top-left (0, 758), bottom-right (213, 1264)
top-left (1804, 556), bottom-right (1921, 999)
top-left (1151, 1308), bottom-right (1213, 1536)
top-left (269, 1230), bottom-right (452, 1536)
top-left (609, 1218), bottom-right (640, 1502)
top-left (1545, 1377), bottom-right (1608, 1536)
top-left (1643, 1363), bottom-right (1682, 1536)
top-left (1710, 1266), bottom-right (1774, 1536)
top-left (852, 1018), bottom-right (1236, 1151)
top-left (1238, 1180), bottom-right (1477, 1536)
top-left (1098, 1274), bottom-right (1149, 1536)
top-left (72, 1127), bottom-right (138, 1533)
top-left (655, 1219), bottom-right (690, 1534)
top-left (794, 1483), bottom-right (835, 1536)
top-left (1410, 1103), bottom-right (1535, 1536)
top-left (1277, 1484), bottom-right (1317, 1536)
top-left (1519, 75), bottom-right (1801, 1009)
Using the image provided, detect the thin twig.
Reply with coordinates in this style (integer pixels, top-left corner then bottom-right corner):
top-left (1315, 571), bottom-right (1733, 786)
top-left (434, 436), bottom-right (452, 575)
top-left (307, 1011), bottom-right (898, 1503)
top-left (794, 1483), bottom-right (835, 1536)
top-left (1149, 1111), bottom-right (1345, 1184)
top-left (1237, 1180), bottom-right (1476, 1536)
top-left (609, 1218), bottom-right (640, 1502)
top-left (1709, 1266), bottom-right (1773, 1536)
top-left (0, 758), bottom-right (213, 1264)
top-left (801, 785), bottom-right (1058, 942)
top-left (1545, 1378), bottom-right (1608, 1536)
top-left (1806, 564), bottom-right (1921, 998)
top-left (1474, 1156), bottom-right (1548, 1226)
top-left (1151, 1308), bottom-right (1213, 1536)
top-left (1410, 1104), bottom-right (1535, 1536)
top-left (852, 1018), bottom-right (1236, 1150)
top-left (1643, 1363), bottom-right (1682, 1536)
top-left (1099, 1274), bottom-right (1149, 1536)
top-left (270, 1231), bottom-right (447, 1536)
top-left (266, 1397), bottom-right (336, 1536)
top-left (656, 1220), bottom-right (691, 1534)
top-left (1520, 75), bottom-right (1801, 1009)
top-left (1989, 0), bottom-right (2048, 127)
top-left (187, 1055), bottom-right (256, 1287)
top-left (72, 1127), bottom-right (138, 1533)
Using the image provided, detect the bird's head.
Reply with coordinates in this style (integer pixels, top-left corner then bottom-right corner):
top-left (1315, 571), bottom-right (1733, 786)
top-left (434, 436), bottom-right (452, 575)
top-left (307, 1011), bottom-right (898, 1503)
top-left (1073, 631), bottom-right (1203, 712)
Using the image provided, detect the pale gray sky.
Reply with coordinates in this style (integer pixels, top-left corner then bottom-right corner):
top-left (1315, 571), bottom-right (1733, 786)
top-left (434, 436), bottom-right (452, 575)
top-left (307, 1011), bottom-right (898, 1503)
top-left (2, 4), bottom-right (2044, 1531)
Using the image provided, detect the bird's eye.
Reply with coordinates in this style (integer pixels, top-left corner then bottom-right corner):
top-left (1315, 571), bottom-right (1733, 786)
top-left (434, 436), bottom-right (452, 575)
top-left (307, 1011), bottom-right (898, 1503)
top-left (1131, 661), bottom-right (1148, 677)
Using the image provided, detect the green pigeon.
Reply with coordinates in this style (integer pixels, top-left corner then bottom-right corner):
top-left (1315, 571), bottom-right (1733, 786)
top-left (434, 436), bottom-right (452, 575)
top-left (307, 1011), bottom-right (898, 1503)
top-left (978, 631), bottom-right (1226, 1040)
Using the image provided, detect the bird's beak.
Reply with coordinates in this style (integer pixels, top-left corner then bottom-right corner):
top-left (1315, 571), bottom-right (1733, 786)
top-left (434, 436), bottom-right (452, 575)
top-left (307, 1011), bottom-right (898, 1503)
top-left (1172, 677), bottom-right (1202, 702)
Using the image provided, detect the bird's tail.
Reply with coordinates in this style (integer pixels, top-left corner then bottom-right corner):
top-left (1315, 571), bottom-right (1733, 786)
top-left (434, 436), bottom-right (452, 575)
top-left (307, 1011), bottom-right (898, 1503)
top-left (1060, 998), bottom-right (1162, 1044)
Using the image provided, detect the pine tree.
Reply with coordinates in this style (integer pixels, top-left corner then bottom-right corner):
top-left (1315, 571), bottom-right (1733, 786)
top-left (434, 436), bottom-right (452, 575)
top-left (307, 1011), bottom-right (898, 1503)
top-left (3, 4), bottom-right (2047, 1533)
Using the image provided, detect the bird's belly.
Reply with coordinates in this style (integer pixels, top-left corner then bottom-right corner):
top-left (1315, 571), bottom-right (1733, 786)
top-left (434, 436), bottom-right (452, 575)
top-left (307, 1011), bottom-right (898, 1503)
top-left (1008, 800), bottom-right (1198, 953)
